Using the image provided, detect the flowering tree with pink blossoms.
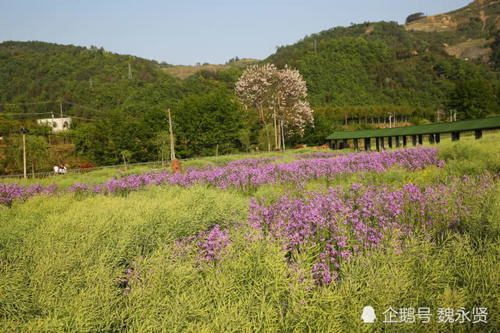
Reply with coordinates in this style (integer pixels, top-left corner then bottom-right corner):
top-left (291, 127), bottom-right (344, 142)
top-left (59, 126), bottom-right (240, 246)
top-left (272, 66), bottom-right (313, 150)
top-left (235, 64), bottom-right (276, 151)
top-left (235, 64), bottom-right (313, 151)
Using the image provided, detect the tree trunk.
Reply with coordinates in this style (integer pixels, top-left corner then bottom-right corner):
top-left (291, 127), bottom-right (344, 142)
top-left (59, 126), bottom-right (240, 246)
top-left (32, 161), bottom-right (35, 179)
top-left (277, 118), bottom-right (282, 150)
top-left (273, 110), bottom-right (278, 150)
top-left (259, 105), bottom-right (271, 152)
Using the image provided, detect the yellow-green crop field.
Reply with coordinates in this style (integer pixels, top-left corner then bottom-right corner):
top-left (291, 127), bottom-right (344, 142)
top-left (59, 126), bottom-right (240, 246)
top-left (1, 133), bottom-right (499, 332)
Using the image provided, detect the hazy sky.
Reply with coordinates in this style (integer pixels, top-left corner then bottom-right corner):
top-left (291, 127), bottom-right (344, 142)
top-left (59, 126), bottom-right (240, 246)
top-left (0, 0), bottom-right (471, 65)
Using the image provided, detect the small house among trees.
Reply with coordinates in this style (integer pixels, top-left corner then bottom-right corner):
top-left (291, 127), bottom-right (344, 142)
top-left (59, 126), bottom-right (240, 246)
top-left (37, 117), bottom-right (72, 132)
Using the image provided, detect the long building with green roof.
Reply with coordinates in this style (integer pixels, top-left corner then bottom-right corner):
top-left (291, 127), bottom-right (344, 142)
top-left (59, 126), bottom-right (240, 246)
top-left (326, 116), bottom-right (500, 151)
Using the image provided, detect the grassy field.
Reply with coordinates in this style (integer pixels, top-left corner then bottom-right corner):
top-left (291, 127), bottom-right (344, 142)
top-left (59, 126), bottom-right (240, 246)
top-left (0, 133), bottom-right (499, 332)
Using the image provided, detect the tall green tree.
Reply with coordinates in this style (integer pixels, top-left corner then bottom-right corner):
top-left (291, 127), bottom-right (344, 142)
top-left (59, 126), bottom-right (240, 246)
top-left (174, 91), bottom-right (245, 157)
top-left (446, 81), bottom-right (497, 120)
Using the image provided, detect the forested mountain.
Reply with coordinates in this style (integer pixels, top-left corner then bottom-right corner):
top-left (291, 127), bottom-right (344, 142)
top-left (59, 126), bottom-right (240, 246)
top-left (0, 41), bottom-right (249, 170)
top-left (266, 0), bottom-right (499, 144)
top-left (0, 0), bottom-right (499, 172)
top-left (0, 41), bottom-right (183, 113)
top-left (267, 0), bottom-right (499, 109)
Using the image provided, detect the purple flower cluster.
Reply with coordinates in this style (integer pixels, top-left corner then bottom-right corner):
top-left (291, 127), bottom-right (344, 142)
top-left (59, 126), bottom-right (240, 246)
top-left (123, 225), bottom-right (231, 293)
top-left (0, 182), bottom-right (58, 207)
top-left (174, 224), bottom-right (231, 266)
top-left (138, 147), bottom-right (440, 191)
top-left (247, 174), bottom-right (494, 286)
top-left (0, 148), bottom-right (441, 206)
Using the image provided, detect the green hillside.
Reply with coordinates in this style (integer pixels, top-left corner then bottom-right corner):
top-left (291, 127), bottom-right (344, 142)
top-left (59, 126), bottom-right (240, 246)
top-left (0, 41), bottom-right (184, 114)
top-left (267, 18), bottom-right (499, 109)
top-left (0, 1), bottom-right (499, 172)
top-left (264, 0), bottom-right (499, 144)
top-left (0, 41), bottom-right (249, 171)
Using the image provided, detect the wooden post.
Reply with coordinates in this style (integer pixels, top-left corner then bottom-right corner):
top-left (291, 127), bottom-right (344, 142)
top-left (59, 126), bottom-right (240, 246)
top-left (395, 136), bottom-right (400, 148)
top-left (354, 138), bottom-right (359, 151)
top-left (411, 135), bottom-right (417, 146)
top-left (380, 137), bottom-right (385, 150)
top-left (388, 136), bottom-right (393, 149)
top-left (402, 136), bottom-right (407, 147)
top-left (364, 138), bottom-right (370, 151)
top-left (451, 131), bottom-right (460, 142)
top-left (429, 134), bottom-right (435, 144)
top-left (343, 139), bottom-right (348, 150)
top-left (435, 133), bottom-right (440, 144)
top-left (22, 131), bottom-right (27, 179)
top-left (474, 129), bottom-right (482, 140)
top-left (333, 140), bottom-right (337, 150)
top-left (167, 108), bottom-right (175, 160)
top-left (375, 137), bottom-right (380, 151)
top-left (418, 134), bottom-right (423, 145)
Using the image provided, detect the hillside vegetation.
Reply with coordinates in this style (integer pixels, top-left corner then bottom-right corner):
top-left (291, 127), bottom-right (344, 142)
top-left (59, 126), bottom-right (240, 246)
top-left (0, 1), bottom-right (499, 172)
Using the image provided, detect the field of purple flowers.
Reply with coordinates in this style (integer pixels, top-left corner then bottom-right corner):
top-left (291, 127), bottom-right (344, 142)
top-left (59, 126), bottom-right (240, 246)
top-left (1, 147), bottom-right (441, 206)
top-left (1, 142), bottom-right (499, 331)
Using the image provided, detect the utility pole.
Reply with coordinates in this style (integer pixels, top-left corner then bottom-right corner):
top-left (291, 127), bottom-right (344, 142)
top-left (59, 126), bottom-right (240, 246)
top-left (314, 39), bottom-right (317, 54)
top-left (167, 108), bottom-right (175, 160)
top-left (21, 127), bottom-right (29, 179)
top-left (128, 63), bottom-right (132, 80)
top-left (60, 101), bottom-right (63, 118)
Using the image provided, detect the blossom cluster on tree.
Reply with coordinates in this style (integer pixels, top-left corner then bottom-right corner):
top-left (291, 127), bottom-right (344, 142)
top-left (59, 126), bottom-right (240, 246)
top-left (235, 64), bottom-right (313, 151)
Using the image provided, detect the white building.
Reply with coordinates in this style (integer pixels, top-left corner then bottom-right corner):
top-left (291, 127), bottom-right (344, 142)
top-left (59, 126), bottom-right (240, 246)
top-left (37, 117), bottom-right (72, 132)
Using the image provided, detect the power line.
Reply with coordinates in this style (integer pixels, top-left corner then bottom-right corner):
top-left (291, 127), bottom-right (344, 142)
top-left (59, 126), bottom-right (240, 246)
top-left (0, 112), bottom-right (54, 116)
top-left (0, 101), bottom-right (58, 106)
top-left (70, 116), bottom-right (95, 122)
top-left (64, 101), bottom-right (105, 113)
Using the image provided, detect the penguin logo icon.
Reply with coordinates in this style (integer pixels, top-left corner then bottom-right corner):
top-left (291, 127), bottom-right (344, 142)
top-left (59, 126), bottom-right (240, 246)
top-left (361, 306), bottom-right (376, 323)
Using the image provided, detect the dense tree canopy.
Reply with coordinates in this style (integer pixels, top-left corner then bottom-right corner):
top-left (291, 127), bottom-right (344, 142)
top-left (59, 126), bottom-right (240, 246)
top-left (446, 80), bottom-right (498, 120)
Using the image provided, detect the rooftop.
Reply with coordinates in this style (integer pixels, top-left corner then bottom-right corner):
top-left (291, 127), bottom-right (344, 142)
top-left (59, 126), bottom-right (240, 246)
top-left (326, 116), bottom-right (500, 140)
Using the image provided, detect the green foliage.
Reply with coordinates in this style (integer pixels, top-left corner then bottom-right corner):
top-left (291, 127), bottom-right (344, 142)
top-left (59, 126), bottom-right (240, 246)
top-left (2, 135), bottom-right (50, 175)
top-left (267, 20), bottom-right (499, 131)
top-left (174, 90), bottom-right (245, 157)
top-left (446, 80), bottom-right (498, 119)
top-left (0, 185), bottom-right (248, 331)
top-left (438, 137), bottom-right (500, 176)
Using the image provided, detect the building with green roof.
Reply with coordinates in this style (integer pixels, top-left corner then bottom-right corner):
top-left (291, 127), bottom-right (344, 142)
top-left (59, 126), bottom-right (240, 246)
top-left (326, 116), bottom-right (500, 151)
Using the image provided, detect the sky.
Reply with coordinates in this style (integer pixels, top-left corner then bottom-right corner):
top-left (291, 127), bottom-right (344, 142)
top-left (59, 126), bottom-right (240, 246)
top-left (0, 0), bottom-right (472, 65)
